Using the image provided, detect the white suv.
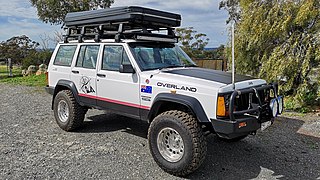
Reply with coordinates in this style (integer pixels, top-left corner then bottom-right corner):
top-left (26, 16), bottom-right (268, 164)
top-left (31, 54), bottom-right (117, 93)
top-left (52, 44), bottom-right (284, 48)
top-left (45, 6), bottom-right (283, 176)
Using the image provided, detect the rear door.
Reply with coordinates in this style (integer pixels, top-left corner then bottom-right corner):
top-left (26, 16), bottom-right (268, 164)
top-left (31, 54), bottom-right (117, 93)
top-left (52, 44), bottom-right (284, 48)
top-left (96, 44), bottom-right (141, 118)
top-left (70, 44), bottom-right (101, 106)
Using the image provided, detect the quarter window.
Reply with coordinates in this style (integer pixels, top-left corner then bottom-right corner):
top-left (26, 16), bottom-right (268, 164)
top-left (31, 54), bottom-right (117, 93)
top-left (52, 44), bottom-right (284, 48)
top-left (76, 45), bottom-right (100, 69)
top-left (53, 45), bottom-right (77, 66)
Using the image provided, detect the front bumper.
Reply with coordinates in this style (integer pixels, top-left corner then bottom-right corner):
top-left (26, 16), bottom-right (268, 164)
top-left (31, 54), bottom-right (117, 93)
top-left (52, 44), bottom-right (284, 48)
top-left (212, 83), bottom-right (282, 139)
top-left (211, 117), bottom-right (273, 139)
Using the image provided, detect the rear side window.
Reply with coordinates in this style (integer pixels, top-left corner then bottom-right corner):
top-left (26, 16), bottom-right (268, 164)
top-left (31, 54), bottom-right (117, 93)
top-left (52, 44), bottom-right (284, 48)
top-left (76, 45), bottom-right (100, 69)
top-left (53, 45), bottom-right (77, 66)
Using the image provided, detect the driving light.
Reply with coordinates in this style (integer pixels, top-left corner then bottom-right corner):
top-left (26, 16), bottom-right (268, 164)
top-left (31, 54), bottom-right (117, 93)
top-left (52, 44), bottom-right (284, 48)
top-left (269, 98), bottom-right (278, 118)
top-left (277, 96), bottom-right (284, 114)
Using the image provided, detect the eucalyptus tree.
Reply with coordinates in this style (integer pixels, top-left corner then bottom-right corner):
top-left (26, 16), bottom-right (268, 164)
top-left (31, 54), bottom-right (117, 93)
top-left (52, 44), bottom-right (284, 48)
top-left (221, 0), bottom-right (320, 108)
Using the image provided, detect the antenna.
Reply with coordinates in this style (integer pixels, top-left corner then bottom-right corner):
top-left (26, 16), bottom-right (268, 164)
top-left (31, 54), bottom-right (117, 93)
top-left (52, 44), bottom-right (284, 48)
top-left (231, 21), bottom-right (235, 90)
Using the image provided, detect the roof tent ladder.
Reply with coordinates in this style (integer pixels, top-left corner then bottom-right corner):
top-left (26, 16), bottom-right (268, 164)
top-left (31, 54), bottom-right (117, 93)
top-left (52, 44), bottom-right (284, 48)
top-left (63, 28), bottom-right (72, 43)
top-left (115, 23), bottom-right (124, 43)
top-left (94, 25), bottom-right (103, 42)
top-left (77, 26), bottom-right (86, 43)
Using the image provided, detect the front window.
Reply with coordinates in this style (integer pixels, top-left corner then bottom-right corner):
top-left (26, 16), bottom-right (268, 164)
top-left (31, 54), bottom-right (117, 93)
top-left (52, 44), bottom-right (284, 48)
top-left (102, 45), bottom-right (131, 71)
top-left (129, 43), bottom-right (196, 71)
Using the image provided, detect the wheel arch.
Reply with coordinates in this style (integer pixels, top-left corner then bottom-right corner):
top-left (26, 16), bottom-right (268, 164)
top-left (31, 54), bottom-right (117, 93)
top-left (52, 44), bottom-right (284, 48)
top-left (148, 93), bottom-right (210, 124)
top-left (51, 80), bottom-right (81, 109)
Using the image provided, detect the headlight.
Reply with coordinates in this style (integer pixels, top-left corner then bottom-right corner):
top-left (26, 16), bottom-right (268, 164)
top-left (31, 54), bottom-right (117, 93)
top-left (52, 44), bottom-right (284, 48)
top-left (269, 98), bottom-right (278, 117)
top-left (277, 96), bottom-right (284, 114)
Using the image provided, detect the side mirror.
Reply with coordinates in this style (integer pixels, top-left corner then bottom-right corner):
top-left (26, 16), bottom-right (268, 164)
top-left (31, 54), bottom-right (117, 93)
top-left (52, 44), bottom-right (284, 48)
top-left (119, 64), bottom-right (135, 73)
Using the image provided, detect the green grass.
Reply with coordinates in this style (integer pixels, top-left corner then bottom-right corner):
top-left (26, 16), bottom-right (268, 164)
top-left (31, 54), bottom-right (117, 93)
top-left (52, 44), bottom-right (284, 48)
top-left (0, 65), bottom-right (22, 78)
top-left (0, 65), bottom-right (47, 87)
top-left (0, 74), bottom-right (47, 87)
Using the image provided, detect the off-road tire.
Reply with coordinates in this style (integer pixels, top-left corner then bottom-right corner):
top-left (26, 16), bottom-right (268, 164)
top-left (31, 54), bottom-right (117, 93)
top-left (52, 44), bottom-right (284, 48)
top-left (148, 110), bottom-right (207, 177)
top-left (53, 90), bottom-right (87, 131)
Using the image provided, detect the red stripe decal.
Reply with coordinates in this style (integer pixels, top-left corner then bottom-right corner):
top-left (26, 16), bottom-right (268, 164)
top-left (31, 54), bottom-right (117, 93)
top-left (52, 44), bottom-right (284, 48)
top-left (79, 93), bottom-right (150, 110)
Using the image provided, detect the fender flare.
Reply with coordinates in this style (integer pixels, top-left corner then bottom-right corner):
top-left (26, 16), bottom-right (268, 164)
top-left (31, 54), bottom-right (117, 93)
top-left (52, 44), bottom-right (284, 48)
top-left (148, 93), bottom-right (210, 123)
top-left (51, 80), bottom-right (81, 109)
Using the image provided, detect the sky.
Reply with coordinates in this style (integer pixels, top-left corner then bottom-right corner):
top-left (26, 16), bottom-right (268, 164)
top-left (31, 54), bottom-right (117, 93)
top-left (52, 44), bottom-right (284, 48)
top-left (0, 0), bottom-right (230, 48)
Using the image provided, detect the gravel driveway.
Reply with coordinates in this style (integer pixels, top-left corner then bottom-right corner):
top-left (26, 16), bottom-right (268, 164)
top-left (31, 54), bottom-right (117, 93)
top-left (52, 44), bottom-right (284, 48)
top-left (0, 84), bottom-right (319, 179)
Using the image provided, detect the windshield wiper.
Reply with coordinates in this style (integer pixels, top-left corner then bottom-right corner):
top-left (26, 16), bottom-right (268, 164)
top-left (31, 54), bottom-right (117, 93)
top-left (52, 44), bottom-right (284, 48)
top-left (184, 64), bottom-right (198, 67)
top-left (159, 65), bottom-right (184, 70)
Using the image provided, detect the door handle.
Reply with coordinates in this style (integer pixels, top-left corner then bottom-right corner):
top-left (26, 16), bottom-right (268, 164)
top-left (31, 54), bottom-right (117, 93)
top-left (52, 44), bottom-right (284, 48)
top-left (97, 73), bottom-right (106, 78)
top-left (72, 70), bottom-right (79, 74)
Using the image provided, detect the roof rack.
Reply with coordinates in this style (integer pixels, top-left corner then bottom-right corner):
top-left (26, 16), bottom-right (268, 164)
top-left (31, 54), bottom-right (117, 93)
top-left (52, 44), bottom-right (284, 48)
top-left (63, 6), bottom-right (181, 43)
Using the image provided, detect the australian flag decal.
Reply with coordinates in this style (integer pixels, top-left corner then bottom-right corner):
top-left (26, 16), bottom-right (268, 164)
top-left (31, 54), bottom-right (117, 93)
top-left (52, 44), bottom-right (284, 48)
top-left (141, 85), bottom-right (152, 94)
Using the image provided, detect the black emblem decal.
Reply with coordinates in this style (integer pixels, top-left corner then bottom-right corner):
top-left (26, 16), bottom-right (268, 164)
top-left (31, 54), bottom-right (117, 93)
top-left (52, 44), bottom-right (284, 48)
top-left (80, 76), bottom-right (95, 94)
top-left (157, 82), bottom-right (197, 92)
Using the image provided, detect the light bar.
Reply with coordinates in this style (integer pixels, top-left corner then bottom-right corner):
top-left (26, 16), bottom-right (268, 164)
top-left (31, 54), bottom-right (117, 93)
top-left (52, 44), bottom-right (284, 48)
top-left (136, 35), bottom-right (178, 43)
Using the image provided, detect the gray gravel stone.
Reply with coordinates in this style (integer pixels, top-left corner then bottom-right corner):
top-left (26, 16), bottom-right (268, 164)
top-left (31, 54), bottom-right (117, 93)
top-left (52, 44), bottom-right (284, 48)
top-left (0, 83), bottom-right (319, 179)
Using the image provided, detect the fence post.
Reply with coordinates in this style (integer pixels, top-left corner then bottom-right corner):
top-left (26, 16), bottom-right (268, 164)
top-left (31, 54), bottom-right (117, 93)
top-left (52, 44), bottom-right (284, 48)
top-left (8, 58), bottom-right (13, 77)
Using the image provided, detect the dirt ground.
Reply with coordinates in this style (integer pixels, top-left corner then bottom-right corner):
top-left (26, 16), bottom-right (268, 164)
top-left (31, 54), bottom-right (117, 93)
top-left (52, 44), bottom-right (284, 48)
top-left (0, 84), bottom-right (319, 179)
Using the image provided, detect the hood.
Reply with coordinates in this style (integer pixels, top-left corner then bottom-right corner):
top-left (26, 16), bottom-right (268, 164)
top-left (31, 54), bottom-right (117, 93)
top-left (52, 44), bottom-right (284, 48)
top-left (163, 67), bottom-right (254, 84)
top-left (141, 67), bottom-right (267, 94)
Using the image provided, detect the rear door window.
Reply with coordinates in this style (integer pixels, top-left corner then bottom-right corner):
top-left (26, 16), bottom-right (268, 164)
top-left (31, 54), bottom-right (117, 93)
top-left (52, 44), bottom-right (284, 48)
top-left (76, 45), bottom-right (100, 69)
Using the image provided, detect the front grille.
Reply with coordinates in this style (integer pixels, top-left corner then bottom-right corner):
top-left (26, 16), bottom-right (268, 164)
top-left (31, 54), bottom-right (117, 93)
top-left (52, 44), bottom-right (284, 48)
top-left (234, 89), bottom-right (269, 111)
top-left (218, 83), bottom-right (277, 121)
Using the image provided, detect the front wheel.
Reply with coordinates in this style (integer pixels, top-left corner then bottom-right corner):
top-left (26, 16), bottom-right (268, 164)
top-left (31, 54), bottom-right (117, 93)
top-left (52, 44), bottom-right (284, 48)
top-left (148, 110), bottom-right (207, 176)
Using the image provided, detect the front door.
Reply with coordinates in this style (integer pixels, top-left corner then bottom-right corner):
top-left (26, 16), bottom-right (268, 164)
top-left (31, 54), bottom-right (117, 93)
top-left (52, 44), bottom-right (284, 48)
top-left (70, 44), bottom-right (101, 106)
top-left (96, 45), bottom-right (140, 118)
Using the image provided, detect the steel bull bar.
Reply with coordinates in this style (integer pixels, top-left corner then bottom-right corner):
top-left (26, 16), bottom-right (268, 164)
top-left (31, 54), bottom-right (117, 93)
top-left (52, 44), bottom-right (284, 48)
top-left (211, 83), bottom-right (283, 139)
top-left (228, 83), bottom-right (281, 121)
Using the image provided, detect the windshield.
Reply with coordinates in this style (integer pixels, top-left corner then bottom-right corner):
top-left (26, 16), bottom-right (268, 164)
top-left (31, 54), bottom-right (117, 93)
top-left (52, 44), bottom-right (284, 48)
top-left (129, 43), bottom-right (197, 71)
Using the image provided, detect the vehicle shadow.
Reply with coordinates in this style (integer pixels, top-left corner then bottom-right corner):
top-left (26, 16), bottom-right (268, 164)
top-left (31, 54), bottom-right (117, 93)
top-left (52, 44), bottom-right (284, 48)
top-left (78, 111), bottom-right (149, 139)
top-left (79, 112), bottom-right (320, 180)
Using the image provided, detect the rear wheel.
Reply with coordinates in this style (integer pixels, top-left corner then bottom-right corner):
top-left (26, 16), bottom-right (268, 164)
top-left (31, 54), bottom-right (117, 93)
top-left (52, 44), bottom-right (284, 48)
top-left (148, 110), bottom-right (207, 176)
top-left (53, 90), bottom-right (87, 131)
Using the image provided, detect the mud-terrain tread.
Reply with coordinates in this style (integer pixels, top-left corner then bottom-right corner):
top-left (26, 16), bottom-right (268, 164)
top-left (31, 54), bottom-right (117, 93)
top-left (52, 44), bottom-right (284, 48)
top-left (148, 110), bottom-right (207, 176)
top-left (54, 90), bottom-right (87, 131)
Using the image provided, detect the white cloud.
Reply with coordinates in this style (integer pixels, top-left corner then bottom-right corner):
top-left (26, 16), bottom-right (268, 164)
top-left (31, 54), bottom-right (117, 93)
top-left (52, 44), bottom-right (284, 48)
top-left (155, 0), bottom-right (218, 12)
top-left (0, 0), bottom-right (229, 47)
top-left (112, 0), bottom-right (229, 47)
top-left (112, 0), bottom-right (218, 11)
top-left (0, 17), bottom-right (62, 47)
top-left (0, 0), bottom-right (38, 19)
top-left (0, 0), bottom-right (62, 47)
top-left (7, 17), bottom-right (38, 29)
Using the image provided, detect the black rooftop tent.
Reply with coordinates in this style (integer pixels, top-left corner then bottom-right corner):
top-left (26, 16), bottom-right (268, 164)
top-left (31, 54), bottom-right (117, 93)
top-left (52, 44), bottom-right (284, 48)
top-left (63, 6), bottom-right (182, 43)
